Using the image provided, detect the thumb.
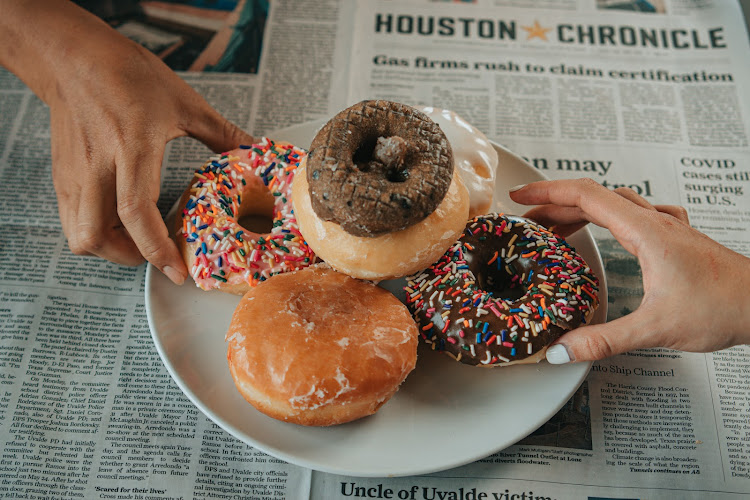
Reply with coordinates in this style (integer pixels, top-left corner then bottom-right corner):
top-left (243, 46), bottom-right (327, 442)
top-left (185, 104), bottom-right (256, 153)
top-left (545, 310), bottom-right (658, 364)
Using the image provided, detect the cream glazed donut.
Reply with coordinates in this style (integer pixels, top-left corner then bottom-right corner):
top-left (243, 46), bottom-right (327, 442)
top-left (293, 164), bottom-right (469, 281)
top-left (292, 100), bottom-right (470, 281)
top-left (174, 138), bottom-right (316, 295)
top-left (418, 107), bottom-right (498, 218)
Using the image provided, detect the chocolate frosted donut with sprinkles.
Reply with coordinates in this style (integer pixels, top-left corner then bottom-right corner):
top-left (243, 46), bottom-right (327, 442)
top-left (174, 138), bottom-right (317, 295)
top-left (404, 214), bottom-right (599, 366)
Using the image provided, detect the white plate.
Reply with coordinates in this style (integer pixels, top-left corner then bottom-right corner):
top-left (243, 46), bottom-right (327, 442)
top-left (146, 120), bottom-right (608, 477)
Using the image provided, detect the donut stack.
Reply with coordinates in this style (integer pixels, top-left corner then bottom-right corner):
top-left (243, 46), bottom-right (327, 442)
top-left (292, 100), bottom-right (471, 280)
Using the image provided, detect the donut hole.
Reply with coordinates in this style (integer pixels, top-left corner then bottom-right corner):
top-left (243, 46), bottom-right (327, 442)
top-left (352, 136), bottom-right (410, 183)
top-left (237, 186), bottom-right (275, 234)
top-left (476, 264), bottom-right (525, 301)
top-left (238, 214), bottom-right (274, 234)
top-left (352, 137), bottom-right (378, 171)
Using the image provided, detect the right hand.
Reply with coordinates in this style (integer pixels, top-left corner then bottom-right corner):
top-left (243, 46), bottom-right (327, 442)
top-left (48, 37), bottom-right (254, 285)
top-left (509, 179), bottom-right (750, 363)
top-left (0, 0), bottom-right (255, 285)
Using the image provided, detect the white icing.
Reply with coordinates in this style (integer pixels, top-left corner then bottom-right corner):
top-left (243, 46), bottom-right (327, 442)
top-left (419, 107), bottom-right (498, 217)
top-left (288, 367), bottom-right (354, 410)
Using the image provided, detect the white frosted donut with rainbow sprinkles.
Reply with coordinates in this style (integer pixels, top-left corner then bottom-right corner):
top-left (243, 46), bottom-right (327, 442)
top-left (174, 138), bottom-right (316, 295)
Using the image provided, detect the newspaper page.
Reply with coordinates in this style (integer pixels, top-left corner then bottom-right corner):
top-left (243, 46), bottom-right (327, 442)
top-left (308, 1), bottom-right (750, 499)
top-left (1, 0), bottom-right (750, 499)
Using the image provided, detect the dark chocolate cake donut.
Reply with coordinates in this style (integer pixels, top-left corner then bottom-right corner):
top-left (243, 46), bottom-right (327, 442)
top-left (305, 100), bottom-right (454, 237)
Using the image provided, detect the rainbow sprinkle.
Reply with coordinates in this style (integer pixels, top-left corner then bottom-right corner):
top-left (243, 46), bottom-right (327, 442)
top-left (404, 214), bottom-right (599, 366)
top-left (179, 138), bottom-right (316, 291)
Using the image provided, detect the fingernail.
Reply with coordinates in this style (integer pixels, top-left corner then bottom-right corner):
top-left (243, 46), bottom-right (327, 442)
top-left (163, 266), bottom-right (186, 286)
top-left (509, 184), bottom-right (527, 193)
top-left (546, 344), bottom-right (573, 364)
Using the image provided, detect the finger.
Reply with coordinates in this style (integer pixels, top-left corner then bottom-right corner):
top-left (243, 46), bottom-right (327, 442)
top-left (75, 162), bottom-right (145, 266)
top-left (545, 309), bottom-right (659, 364)
top-left (523, 205), bottom-right (586, 226)
top-left (521, 205), bottom-right (589, 238)
top-left (51, 115), bottom-right (91, 255)
top-left (521, 188), bottom-right (656, 228)
top-left (53, 169), bottom-right (88, 255)
top-left (509, 179), bottom-right (650, 253)
top-left (655, 205), bottom-right (690, 225)
top-left (115, 141), bottom-right (187, 285)
top-left (523, 205), bottom-right (589, 236)
top-left (613, 187), bottom-right (656, 211)
top-left (182, 99), bottom-right (256, 153)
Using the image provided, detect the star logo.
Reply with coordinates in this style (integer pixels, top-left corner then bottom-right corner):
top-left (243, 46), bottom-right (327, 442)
top-left (522, 20), bottom-right (553, 41)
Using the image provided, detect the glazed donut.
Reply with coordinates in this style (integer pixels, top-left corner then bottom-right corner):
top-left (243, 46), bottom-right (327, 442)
top-left (305, 100), bottom-right (454, 237)
top-left (225, 265), bottom-right (418, 426)
top-left (174, 138), bottom-right (316, 295)
top-left (293, 161), bottom-right (469, 281)
top-left (293, 100), bottom-right (470, 281)
top-left (404, 214), bottom-right (599, 366)
top-left (418, 107), bottom-right (498, 218)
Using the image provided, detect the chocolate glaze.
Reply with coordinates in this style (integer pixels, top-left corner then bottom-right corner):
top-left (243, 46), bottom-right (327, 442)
top-left (306, 100), bottom-right (453, 237)
top-left (404, 214), bottom-right (599, 366)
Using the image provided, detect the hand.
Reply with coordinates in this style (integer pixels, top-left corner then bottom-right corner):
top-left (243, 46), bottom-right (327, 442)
top-left (0, 1), bottom-right (255, 284)
top-left (49, 39), bottom-right (254, 285)
top-left (509, 178), bottom-right (750, 363)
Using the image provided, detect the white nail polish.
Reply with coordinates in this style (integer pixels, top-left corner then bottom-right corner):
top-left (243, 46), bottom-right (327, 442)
top-left (546, 344), bottom-right (571, 364)
top-left (509, 184), bottom-right (527, 193)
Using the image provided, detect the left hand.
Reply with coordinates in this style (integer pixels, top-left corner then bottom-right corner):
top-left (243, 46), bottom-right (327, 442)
top-left (509, 179), bottom-right (750, 363)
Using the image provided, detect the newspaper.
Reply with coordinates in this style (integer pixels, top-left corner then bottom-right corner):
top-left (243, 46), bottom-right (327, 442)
top-left (1, 0), bottom-right (749, 499)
